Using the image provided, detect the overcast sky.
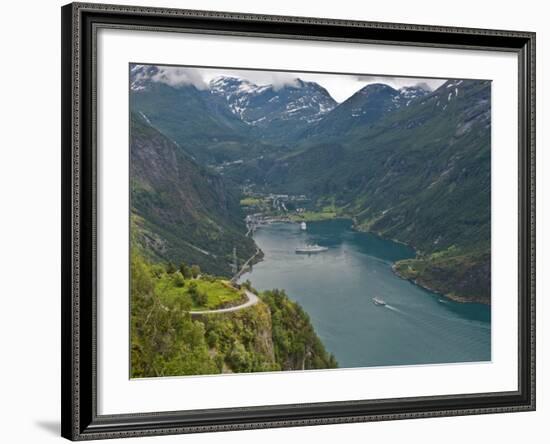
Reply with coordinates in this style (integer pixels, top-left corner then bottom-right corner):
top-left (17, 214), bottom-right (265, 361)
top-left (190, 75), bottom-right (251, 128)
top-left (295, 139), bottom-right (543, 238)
top-left (141, 64), bottom-right (448, 102)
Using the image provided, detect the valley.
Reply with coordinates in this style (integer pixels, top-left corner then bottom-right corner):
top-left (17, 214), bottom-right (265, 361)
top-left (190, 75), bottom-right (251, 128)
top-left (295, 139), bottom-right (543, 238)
top-left (129, 64), bottom-right (492, 376)
top-left (130, 66), bottom-right (491, 303)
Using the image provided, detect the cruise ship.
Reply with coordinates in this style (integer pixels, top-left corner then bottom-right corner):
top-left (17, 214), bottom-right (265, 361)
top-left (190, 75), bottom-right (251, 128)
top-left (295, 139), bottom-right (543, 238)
top-left (295, 244), bottom-right (328, 254)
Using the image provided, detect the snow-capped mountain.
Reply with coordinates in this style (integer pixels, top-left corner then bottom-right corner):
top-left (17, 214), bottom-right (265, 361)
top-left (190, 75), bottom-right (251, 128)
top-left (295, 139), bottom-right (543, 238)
top-left (130, 67), bottom-right (338, 144)
top-left (301, 82), bottom-right (431, 140)
top-left (130, 64), bottom-right (161, 91)
top-left (129, 64), bottom-right (451, 161)
top-left (422, 79), bottom-right (479, 112)
top-left (209, 76), bottom-right (337, 141)
top-left (398, 85), bottom-right (432, 106)
top-left (414, 79), bottom-right (491, 132)
top-left (350, 83), bottom-right (432, 117)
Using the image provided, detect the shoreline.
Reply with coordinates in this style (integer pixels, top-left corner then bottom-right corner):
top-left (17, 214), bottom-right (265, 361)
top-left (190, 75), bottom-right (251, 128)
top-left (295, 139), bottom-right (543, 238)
top-left (246, 214), bottom-right (488, 306)
top-left (350, 219), bottom-right (419, 255)
top-left (350, 220), bottom-right (490, 306)
top-left (391, 263), bottom-right (491, 306)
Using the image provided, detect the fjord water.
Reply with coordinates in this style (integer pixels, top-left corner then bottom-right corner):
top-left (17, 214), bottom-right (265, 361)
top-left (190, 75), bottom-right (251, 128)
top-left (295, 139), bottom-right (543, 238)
top-left (240, 220), bottom-right (490, 368)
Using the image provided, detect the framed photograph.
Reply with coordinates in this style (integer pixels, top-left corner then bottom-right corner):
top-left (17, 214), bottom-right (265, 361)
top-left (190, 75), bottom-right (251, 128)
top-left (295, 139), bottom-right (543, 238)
top-left (61, 2), bottom-right (536, 440)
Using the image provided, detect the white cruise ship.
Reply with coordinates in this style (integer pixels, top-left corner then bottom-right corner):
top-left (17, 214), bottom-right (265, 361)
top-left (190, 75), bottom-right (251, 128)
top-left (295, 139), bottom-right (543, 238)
top-left (295, 244), bottom-right (328, 254)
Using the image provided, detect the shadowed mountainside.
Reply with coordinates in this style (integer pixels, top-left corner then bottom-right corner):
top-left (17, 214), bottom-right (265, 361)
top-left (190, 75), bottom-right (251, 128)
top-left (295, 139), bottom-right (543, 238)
top-left (130, 112), bottom-right (256, 276)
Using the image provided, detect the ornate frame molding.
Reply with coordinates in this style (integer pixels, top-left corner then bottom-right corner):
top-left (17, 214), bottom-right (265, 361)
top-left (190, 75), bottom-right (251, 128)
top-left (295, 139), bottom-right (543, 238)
top-left (61, 2), bottom-right (535, 440)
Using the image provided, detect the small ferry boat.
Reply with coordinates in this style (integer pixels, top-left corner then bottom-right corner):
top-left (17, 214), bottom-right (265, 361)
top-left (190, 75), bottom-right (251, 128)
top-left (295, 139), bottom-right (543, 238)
top-left (372, 297), bottom-right (386, 306)
top-left (300, 221), bottom-right (307, 231)
top-left (295, 244), bottom-right (328, 254)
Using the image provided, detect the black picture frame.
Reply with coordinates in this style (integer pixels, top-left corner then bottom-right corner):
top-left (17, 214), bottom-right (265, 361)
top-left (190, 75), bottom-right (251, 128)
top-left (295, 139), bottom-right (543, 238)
top-left (61, 2), bottom-right (536, 440)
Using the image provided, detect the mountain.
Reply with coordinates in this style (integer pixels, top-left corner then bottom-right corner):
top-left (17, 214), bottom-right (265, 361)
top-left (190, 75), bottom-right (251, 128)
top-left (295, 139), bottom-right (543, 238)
top-left (222, 82), bottom-right (431, 187)
top-left (130, 65), bottom-right (265, 164)
top-left (129, 111), bottom-right (256, 276)
top-left (260, 79), bottom-right (491, 303)
top-left (130, 66), bottom-right (338, 163)
top-left (130, 65), bottom-right (492, 303)
top-left (209, 76), bottom-right (337, 142)
top-left (301, 83), bottom-right (430, 141)
top-left (263, 79), bottom-right (489, 246)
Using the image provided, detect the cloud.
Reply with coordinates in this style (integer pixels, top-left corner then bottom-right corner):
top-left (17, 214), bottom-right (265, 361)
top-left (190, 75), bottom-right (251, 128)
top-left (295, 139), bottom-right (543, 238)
top-left (414, 81), bottom-right (435, 91)
top-left (354, 75), bottom-right (445, 91)
top-left (141, 64), bottom-right (448, 101)
top-left (150, 67), bottom-right (208, 90)
top-left (269, 74), bottom-right (301, 91)
top-left (201, 69), bottom-right (302, 91)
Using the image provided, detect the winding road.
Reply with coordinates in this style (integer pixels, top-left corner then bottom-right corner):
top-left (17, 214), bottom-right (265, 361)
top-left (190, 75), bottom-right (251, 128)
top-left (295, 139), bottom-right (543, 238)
top-left (189, 290), bottom-right (259, 316)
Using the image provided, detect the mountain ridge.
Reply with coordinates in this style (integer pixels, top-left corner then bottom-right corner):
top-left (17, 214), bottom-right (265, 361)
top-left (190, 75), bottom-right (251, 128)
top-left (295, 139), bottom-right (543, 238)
top-left (129, 66), bottom-right (491, 303)
top-left (299, 82), bottom-right (431, 142)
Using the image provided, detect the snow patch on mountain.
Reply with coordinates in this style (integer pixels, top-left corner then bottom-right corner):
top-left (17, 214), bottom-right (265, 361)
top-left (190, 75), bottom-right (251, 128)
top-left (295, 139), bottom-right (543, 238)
top-left (130, 64), bottom-right (208, 91)
top-left (209, 76), bottom-right (337, 127)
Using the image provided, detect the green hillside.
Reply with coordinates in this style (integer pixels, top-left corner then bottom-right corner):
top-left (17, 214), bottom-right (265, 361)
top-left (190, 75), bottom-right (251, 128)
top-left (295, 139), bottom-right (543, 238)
top-left (130, 253), bottom-right (337, 377)
top-left (130, 81), bottom-right (292, 164)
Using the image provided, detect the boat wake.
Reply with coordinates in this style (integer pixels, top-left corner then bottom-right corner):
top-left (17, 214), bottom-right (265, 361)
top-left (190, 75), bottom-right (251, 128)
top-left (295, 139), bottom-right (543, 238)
top-left (384, 304), bottom-right (403, 313)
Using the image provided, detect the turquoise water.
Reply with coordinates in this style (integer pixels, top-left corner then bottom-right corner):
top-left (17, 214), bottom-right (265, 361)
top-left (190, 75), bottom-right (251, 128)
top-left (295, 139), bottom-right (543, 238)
top-left (240, 219), bottom-right (491, 368)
